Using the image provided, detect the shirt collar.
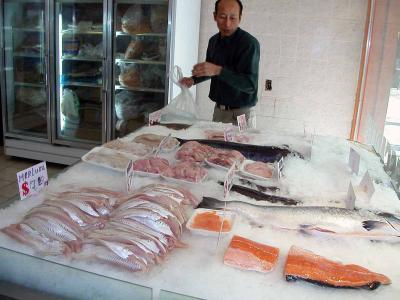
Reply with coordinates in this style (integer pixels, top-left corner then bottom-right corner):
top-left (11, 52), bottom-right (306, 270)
top-left (218, 27), bottom-right (241, 44)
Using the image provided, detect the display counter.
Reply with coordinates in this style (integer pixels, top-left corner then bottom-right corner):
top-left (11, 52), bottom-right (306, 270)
top-left (0, 122), bottom-right (399, 300)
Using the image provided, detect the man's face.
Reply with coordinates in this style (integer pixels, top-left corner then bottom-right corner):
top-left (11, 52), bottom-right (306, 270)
top-left (214, 0), bottom-right (241, 37)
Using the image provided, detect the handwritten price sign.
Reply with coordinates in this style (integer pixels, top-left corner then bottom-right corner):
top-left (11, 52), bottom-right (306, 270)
top-left (224, 126), bottom-right (235, 142)
top-left (16, 162), bottom-right (48, 200)
top-left (237, 114), bottom-right (247, 132)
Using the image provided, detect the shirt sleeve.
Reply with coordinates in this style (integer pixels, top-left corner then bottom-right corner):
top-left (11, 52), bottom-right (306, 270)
top-left (192, 39), bottom-right (212, 85)
top-left (218, 39), bottom-right (260, 94)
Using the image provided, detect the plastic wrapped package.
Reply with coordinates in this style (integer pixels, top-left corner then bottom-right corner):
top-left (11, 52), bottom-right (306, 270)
top-left (16, 87), bottom-right (47, 107)
top-left (150, 5), bottom-right (168, 33)
top-left (121, 5), bottom-right (151, 34)
top-left (114, 90), bottom-right (143, 120)
top-left (124, 39), bottom-right (144, 59)
top-left (78, 43), bottom-right (103, 59)
top-left (118, 63), bottom-right (141, 88)
top-left (61, 89), bottom-right (80, 119)
top-left (140, 65), bottom-right (165, 89)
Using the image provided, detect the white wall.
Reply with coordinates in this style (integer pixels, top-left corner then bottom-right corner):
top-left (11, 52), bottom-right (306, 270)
top-left (195, 0), bottom-right (368, 138)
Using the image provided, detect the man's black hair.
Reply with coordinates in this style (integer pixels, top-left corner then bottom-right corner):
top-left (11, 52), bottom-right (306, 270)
top-left (215, 0), bottom-right (243, 17)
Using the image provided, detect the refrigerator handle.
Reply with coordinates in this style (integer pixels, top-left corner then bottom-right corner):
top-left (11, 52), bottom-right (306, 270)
top-left (44, 54), bottom-right (49, 87)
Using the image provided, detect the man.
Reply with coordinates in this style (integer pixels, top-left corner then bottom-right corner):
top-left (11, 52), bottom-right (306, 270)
top-left (180, 0), bottom-right (260, 125)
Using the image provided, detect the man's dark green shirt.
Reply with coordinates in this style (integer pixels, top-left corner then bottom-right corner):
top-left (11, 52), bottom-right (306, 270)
top-left (193, 27), bottom-right (260, 108)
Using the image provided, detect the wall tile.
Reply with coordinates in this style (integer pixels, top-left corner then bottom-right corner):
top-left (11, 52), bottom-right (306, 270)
top-left (332, 0), bottom-right (350, 18)
top-left (349, 0), bottom-right (368, 22)
top-left (298, 0), bottom-right (333, 18)
top-left (261, 34), bottom-right (281, 56)
top-left (331, 19), bottom-right (364, 41)
top-left (280, 35), bottom-right (298, 58)
top-left (197, 0), bottom-right (366, 137)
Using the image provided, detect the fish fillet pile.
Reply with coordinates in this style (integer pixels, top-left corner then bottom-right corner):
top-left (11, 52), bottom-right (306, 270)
top-left (103, 139), bottom-right (153, 156)
top-left (284, 246), bottom-right (391, 290)
top-left (224, 235), bottom-right (279, 273)
top-left (1, 184), bottom-right (200, 272)
top-left (132, 157), bottom-right (170, 174)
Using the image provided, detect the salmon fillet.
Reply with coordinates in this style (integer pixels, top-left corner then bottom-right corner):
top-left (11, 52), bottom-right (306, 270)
top-left (284, 246), bottom-right (391, 290)
top-left (224, 235), bottom-right (279, 273)
top-left (191, 211), bottom-right (232, 232)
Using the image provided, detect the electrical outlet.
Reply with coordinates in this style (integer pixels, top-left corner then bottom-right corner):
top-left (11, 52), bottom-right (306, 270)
top-left (265, 79), bottom-right (272, 91)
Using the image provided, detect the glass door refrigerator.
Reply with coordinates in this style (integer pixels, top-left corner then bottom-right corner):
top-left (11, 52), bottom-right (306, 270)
top-left (1, 0), bottom-right (200, 165)
top-left (1, 0), bottom-right (49, 140)
top-left (54, 0), bottom-right (106, 146)
top-left (111, 0), bottom-right (169, 138)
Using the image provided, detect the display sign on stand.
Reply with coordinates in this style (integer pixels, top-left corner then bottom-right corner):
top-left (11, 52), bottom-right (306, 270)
top-left (16, 161), bottom-right (48, 200)
top-left (126, 160), bottom-right (135, 193)
top-left (346, 181), bottom-right (356, 210)
top-left (272, 157), bottom-right (284, 180)
top-left (224, 126), bottom-right (235, 142)
top-left (237, 114), bottom-right (247, 132)
top-left (359, 171), bottom-right (375, 201)
top-left (349, 148), bottom-right (360, 175)
top-left (149, 109), bottom-right (162, 126)
top-left (224, 163), bottom-right (236, 199)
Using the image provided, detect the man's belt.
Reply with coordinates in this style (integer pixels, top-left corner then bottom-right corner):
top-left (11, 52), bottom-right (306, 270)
top-left (216, 103), bottom-right (241, 111)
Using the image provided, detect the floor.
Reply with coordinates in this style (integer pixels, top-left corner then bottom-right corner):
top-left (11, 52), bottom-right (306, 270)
top-left (0, 146), bottom-right (65, 208)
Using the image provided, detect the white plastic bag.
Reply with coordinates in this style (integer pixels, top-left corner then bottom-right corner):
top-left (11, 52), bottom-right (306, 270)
top-left (160, 66), bottom-right (198, 124)
top-left (61, 89), bottom-right (79, 119)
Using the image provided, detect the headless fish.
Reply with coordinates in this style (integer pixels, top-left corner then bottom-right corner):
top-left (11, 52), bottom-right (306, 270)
top-left (200, 197), bottom-right (400, 242)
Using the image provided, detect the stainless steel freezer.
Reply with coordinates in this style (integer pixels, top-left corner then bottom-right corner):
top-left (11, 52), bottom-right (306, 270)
top-left (0, 0), bottom-right (201, 164)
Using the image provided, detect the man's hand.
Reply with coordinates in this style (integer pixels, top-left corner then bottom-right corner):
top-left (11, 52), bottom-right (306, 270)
top-left (192, 62), bottom-right (222, 77)
top-left (179, 77), bottom-right (194, 88)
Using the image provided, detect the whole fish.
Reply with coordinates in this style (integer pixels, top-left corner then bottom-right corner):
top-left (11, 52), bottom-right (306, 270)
top-left (176, 138), bottom-right (300, 162)
top-left (217, 181), bottom-right (300, 206)
top-left (199, 197), bottom-right (400, 242)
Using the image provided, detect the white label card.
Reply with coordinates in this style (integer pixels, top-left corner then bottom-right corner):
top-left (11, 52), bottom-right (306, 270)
top-left (149, 109), bottom-right (162, 126)
top-left (224, 127), bottom-right (235, 142)
top-left (17, 161), bottom-right (48, 200)
top-left (349, 148), bottom-right (360, 175)
top-left (359, 171), bottom-right (375, 200)
top-left (224, 163), bottom-right (236, 199)
top-left (126, 160), bottom-right (135, 193)
top-left (272, 157), bottom-right (284, 180)
top-left (237, 114), bottom-right (247, 132)
top-left (346, 181), bottom-right (356, 210)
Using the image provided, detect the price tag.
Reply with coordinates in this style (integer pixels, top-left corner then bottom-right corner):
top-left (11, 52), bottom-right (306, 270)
top-left (348, 148), bottom-right (360, 175)
top-left (126, 160), bottom-right (135, 193)
top-left (224, 163), bottom-right (236, 199)
top-left (272, 157), bottom-right (284, 180)
top-left (359, 171), bottom-right (375, 200)
top-left (16, 161), bottom-right (48, 200)
top-left (223, 127), bottom-right (235, 142)
top-left (237, 114), bottom-right (247, 132)
top-left (346, 181), bottom-right (356, 210)
top-left (149, 109), bottom-right (162, 126)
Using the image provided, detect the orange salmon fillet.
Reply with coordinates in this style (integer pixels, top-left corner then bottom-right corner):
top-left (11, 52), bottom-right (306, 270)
top-left (191, 211), bottom-right (232, 232)
top-left (284, 246), bottom-right (391, 290)
top-left (224, 235), bottom-right (279, 273)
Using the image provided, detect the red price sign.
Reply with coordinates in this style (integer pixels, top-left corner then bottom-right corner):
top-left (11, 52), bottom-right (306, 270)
top-left (224, 127), bottom-right (235, 142)
top-left (237, 114), bottom-right (247, 132)
top-left (22, 182), bottom-right (30, 196)
top-left (16, 161), bottom-right (48, 200)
